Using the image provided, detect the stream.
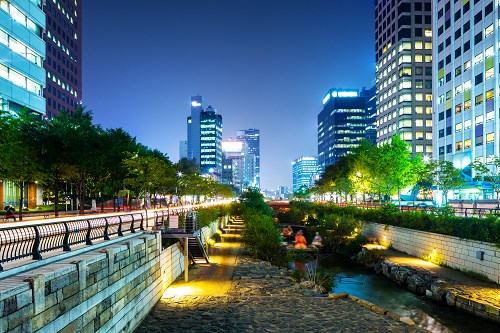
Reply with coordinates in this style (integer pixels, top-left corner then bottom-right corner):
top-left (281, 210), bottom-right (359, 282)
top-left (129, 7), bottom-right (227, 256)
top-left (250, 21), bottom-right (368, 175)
top-left (318, 256), bottom-right (500, 333)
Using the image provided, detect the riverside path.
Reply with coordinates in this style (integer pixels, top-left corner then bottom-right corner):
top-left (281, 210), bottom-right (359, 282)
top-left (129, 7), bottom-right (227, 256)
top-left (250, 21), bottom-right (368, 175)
top-left (134, 218), bottom-right (425, 333)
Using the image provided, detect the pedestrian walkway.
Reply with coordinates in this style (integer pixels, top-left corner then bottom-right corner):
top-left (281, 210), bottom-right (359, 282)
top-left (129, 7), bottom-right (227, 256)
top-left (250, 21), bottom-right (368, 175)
top-left (135, 218), bottom-right (426, 333)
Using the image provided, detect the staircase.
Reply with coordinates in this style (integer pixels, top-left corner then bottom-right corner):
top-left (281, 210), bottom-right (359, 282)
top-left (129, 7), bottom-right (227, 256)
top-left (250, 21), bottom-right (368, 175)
top-left (186, 236), bottom-right (210, 264)
top-left (224, 216), bottom-right (245, 234)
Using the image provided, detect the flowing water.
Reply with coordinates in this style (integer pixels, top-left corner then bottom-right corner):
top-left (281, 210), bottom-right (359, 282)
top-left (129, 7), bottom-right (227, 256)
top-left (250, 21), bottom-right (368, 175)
top-left (318, 256), bottom-right (500, 333)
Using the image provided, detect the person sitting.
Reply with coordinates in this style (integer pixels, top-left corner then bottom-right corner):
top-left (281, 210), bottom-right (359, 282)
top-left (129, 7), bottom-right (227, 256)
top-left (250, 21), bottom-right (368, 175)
top-left (294, 230), bottom-right (307, 249)
top-left (311, 232), bottom-right (323, 247)
top-left (5, 206), bottom-right (16, 222)
top-left (281, 225), bottom-right (293, 241)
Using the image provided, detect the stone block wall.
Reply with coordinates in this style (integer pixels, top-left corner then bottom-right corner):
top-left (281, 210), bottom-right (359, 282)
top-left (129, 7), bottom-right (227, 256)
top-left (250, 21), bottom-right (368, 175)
top-left (362, 222), bottom-right (500, 284)
top-left (0, 232), bottom-right (184, 332)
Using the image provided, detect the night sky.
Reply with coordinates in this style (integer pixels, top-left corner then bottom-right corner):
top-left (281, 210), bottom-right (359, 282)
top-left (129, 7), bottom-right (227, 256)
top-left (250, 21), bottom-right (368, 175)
top-left (82, 0), bottom-right (375, 190)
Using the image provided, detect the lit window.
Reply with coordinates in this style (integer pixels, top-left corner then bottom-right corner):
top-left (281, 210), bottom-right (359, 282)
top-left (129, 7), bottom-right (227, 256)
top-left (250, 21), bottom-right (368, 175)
top-left (425, 94), bottom-right (432, 101)
top-left (485, 24), bottom-right (493, 37)
top-left (399, 67), bottom-right (412, 77)
top-left (464, 60), bottom-right (471, 71)
top-left (415, 106), bottom-right (423, 114)
top-left (465, 100), bottom-right (471, 110)
top-left (425, 55), bottom-right (432, 62)
top-left (416, 145), bottom-right (424, 152)
top-left (399, 55), bottom-right (412, 64)
top-left (485, 46), bottom-right (494, 58)
top-left (425, 42), bottom-right (432, 49)
top-left (416, 132), bottom-right (424, 139)
top-left (401, 132), bottom-right (412, 140)
top-left (415, 41), bottom-right (423, 49)
top-left (463, 80), bottom-right (471, 89)
top-left (424, 29), bottom-right (432, 37)
top-left (456, 142), bottom-right (463, 151)
top-left (416, 93), bottom-right (424, 101)
top-left (464, 119), bottom-right (471, 129)
top-left (455, 103), bottom-right (463, 113)
top-left (426, 119), bottom-right (432, 127)
top-left (399, 94), bottom-right (412, 102)
top-left (416, 119), bottom-right (424, 126)
top-left (475, 94), bottom-right (483, 105)
top-left (475, 115), bottom-right (483, 124)
top-left (486, 89), bottom-right (494, 100)
top-left (455, 84), bottom-right (463, 95)
top-left (474, 52), bottom-right (483, 64)
top-left (486, 111), bottom-right (494, 122)
top-left (415, 54), bottom-right (423, 62)
top-left (456, 123), bottom-right (463, 132)
top-left (486, 132), bottom-right (495, 143)
top-left (399, 80), bottom-right (412, 89)
top-left (426, 107), bottom-right (432, 114)
top-left (398, 42), bottom-right (412, 51)
top-left (464, 139), bottom-right (471, 149)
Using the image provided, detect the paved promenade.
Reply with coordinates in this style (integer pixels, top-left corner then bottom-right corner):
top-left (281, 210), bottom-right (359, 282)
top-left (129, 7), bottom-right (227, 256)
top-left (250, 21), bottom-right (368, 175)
top-left (135, 222), bottom-right (426, 333)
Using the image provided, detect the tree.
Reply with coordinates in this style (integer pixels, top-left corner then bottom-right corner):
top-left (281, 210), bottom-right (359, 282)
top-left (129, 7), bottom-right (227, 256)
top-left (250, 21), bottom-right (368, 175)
top-left (0, 108), bottom-right (43, 220)
top-left (423, 160), bottom-right (463, 205)
top-left (472, 156), bottom-right (500, 206)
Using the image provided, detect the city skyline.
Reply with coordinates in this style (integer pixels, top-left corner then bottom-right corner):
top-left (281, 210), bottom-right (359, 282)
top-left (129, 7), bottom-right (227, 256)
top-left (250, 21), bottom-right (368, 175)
top-left (82, 0), bottom-right (375, 190)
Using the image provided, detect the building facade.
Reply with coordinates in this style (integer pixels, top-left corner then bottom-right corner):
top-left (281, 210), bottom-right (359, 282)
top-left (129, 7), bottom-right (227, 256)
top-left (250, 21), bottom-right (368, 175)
top-left (433, 0), bottom-right (499, 199)
top-left (318, 89), bottom-right (367, 171)
top-left (187, 95), bottom-right (203, 164)
top-left (43, 0), bottom-right (82, 119)
top-left (199, 105), bottom-right (222, 178)
top-left (0, 0), bottom-right (46, 208)
top-left (361, 85), bottom-right (377, 144)
top-left (237, 128), bottom-right (260, 188)
top-left (375, 0), bottom-right (433, 156)
top-left (0, 0), bottom-right (46, 116)
top-left (292, 156), bottom-right (318, 193)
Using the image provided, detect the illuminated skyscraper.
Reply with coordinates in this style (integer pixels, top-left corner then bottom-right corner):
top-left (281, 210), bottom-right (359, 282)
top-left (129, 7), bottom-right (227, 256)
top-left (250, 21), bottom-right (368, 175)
top-left (433, 0), bottom-right (498, 198)
top-left (292, 156), bottom-right (319, 193)
top-left (318, 89), bottom-right (367, 170)
top-left (237, 128), bottom-right (260, 188)
top-left (186, 96), bottom-right (223, 178)
top-left (43, 0), bottom-right (82, 119)
top-left (375, 0), bottom-right (433, 155)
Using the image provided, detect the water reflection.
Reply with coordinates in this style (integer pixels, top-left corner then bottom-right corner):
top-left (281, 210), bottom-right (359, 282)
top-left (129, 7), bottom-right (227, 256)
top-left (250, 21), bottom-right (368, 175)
top-left (320, 256), bottom-right (499, 333)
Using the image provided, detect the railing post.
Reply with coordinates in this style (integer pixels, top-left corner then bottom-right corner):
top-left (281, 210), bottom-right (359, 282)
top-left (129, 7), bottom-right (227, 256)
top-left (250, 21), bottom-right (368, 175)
top-left (131, 214), bottom-right (136, 233)
top-left (139, 213), bottom-right (144, 230)
top-left (118, 216), bottom-right (123, 236)
top-left (86, 220), bottom-right (93, 245)
top-left (104, 217), bottom-right (110, 240)
top-left (63, 222), bottom-right (71, 251)
top-left (32, 226), bottom-right (42, 260)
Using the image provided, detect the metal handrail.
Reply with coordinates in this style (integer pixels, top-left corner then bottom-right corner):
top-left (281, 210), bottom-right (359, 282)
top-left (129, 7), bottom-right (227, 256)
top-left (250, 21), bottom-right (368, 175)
top-left (0, 212), bottom-right (144, 271)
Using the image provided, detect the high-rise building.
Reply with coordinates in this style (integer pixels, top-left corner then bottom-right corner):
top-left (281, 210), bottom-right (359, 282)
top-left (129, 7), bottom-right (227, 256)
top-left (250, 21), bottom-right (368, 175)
top-left (199, 105), bottom-right (222, 178)
top-left (375, 0), bottom-right (433, 156)
top-left (0, 0), bottom-right (46, 116)
top-left (361, 86), bottom-right (377, 145)
top-left (433, 0), bottom-right (498, 196)
top-left (179, 140), bottom-right (188, 160)
top-left (186, 96), bottom-right (223, 178)
top-left (221, 140), bottom-right (245, 192)
top-left (43, 0), bottom-right (82, 119)
top-left (292, 156), bottom-right (319, 193)
top-left (237, 128), bottom-right (260, 188)
top-left (318, 89), bottom-right (367, 170)
top-left (0, 0), bottom-right (46, 209)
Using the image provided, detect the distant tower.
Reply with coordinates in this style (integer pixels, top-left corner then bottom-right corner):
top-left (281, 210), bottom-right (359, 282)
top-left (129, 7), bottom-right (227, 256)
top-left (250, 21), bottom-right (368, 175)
top-left (179, 140), bottom-right (188, 160)
top-left (361, 86), bottom-right (377, 145)
top-left (237, 129), bottom-right (260, 188)
top-left (292, 156), bottom-right (319, 193)
top-left (187, 95), bottom-right (204, 164)
top-left (199, 105), bottom-right (223, 178)
top-left (43, 0), bottom-right (82, 119)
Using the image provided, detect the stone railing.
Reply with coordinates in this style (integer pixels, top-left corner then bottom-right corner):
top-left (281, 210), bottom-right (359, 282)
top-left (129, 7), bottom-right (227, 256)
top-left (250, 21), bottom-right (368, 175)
top-left (0, 232), bottom-right (184, 332)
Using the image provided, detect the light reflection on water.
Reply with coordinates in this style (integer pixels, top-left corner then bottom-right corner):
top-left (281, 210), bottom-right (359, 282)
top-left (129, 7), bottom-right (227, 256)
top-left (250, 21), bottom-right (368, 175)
top-left (320, 257), bottom-right (500, 333)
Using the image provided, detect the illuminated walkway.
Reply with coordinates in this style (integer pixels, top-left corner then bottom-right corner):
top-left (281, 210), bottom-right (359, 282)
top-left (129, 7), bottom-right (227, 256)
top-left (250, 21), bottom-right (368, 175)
top-left (135, 221), bottom-right (425, 333)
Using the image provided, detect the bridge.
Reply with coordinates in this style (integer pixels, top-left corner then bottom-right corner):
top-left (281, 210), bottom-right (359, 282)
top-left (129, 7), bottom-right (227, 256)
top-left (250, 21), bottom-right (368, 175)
top-left (0, 203), bottom-right (225, 332)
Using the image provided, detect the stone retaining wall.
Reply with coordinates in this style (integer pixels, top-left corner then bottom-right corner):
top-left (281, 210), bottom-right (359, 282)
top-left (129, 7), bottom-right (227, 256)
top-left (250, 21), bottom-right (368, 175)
top-left (361, 222), bottom-right (500, 284)
top-left (0, 232), bottom-right (185, 333)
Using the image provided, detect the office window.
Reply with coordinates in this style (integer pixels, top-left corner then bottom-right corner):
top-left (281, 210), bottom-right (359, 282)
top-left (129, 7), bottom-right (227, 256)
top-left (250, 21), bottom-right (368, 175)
top-left (463, 21), bottom-right (470, 33)
top-left (456, 142), bottom-right (463, 151)
top-left (439, 129), bottom-right (444, 138)
top-left (485, 46), bottom-right (494, 58)
top-left (464, 60), bottom-right (471, 71)
top-left (475, 94), bottom-right (483, 105)
top-left (474, 32), bottom-right (482, 45)
top-left (455, 84), bottom-right (463, 95)
top-left (455, 65), bottom-right (462, 76)
top-left (456, 122), bottom-right (463, 132)
top-left (464, 119), bottom-right (471, 129)
top-left (415, 80), bottom-right (423, 88)
top-left (485, 24), bottom-right (493, 37)
top-left (455, 47), bottom-right (462, 58)
top-left (414, 41), bottom-right (423, 49)
top-left (486, 111), bottom-right (494, 122)
top-left (464, 100), bottom-right (471, 110)
top-left (455, 28), bottom-right (461, 39)
top-left (426, 119), bottom-right (432, 127)
top-left (475, 115), bottom-right (483, 124)
top-left (455, 103), bottom-right (462, 113)
top-left (474, 52), bottom-right (483, 64)
top-left (486, 132), bottom-right (495, 143)
top-left (439, 146), bottom-right (445, 155)
top-left (475, 73), bottom-right (483, 85)
top-left (486, 89), bottom-right (494, 100)
top-left (464, 139), bottom-right (471, 149)
top-left (463, 40), bottom-right (470, 52)
top-left (485, 2), bottom-right (493, 16)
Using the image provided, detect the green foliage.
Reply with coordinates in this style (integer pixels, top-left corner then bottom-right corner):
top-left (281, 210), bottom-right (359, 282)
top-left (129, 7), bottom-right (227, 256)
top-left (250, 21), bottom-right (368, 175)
top-left (196, 206), bottom-right (220, 228)
top-left (239, 188), bottom-right (273, 217)
top-left (356, 248), bottom-right (385, 265)
top-left (241, 212), bottom-right (285, 266)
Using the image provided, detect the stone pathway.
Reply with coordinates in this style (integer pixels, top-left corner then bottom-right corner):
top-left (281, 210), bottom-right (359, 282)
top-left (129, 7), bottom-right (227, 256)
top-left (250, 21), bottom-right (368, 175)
top-left (135, 254), bottom-right (426, 333)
